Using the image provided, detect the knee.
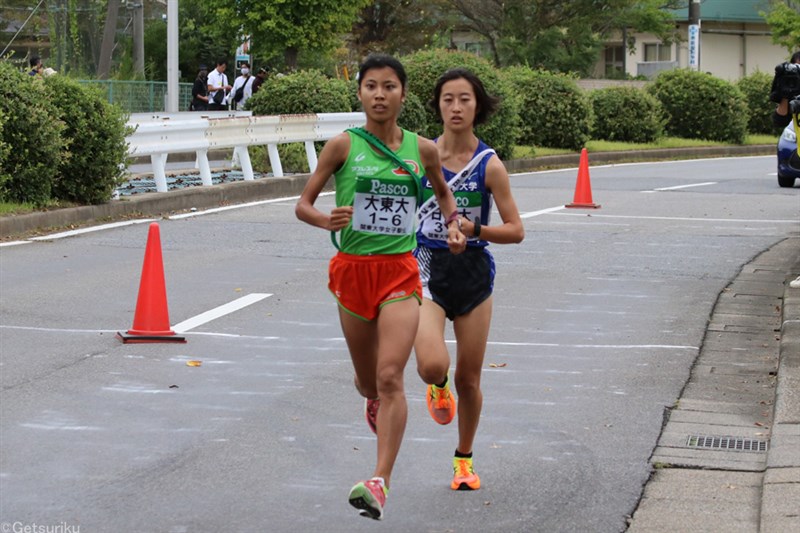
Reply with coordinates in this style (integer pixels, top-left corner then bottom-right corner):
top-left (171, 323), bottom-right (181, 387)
top-left (417, 359), bottom-right (448, 385)
top-left (454, 372), bottom-right (481, 398)
top-left (376, 365), bottom-right (405, 397)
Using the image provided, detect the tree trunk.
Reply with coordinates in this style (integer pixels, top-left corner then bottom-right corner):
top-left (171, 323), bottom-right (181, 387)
top-left (285, 47), bottom-right (298, 70)
top-left (97, 0), bottom-right (120, 79)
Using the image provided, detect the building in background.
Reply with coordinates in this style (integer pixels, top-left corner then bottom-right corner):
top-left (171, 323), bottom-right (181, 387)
top-left (597, 0), bottom-right (787, 81)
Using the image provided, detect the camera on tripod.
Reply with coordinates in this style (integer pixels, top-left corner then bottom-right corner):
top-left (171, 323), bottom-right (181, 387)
top-left (772, 62), bottom-right (800, 102)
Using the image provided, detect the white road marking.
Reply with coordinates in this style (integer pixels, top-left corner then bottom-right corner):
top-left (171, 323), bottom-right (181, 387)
top-left (168, 192), bottom-right (334, 219)
top-left (642, 181), bottom-right (717, 193)
top-left (553, 212), bottom-right (796, 224)
top-left (171, 293), bottom-right (273, 333)
top-left (0, 240), bottom-right (32, 248)
top-left (520, 205), bottom-right (566, 219)
top-left (28, 218), bottom-right (157, 240)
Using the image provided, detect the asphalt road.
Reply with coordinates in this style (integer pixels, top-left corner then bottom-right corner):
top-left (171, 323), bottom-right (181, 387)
top-left (1, 155), bottom-right (798, 532)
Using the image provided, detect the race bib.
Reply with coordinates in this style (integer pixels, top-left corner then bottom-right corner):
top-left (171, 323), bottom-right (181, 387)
top-left (419, 188), bottom-right (483, 241)
top-left (352, 176), bottom-right (417, 235)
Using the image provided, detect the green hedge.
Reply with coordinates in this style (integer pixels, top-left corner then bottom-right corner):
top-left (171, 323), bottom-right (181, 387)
top-left (736, 71), bottom-right (775, 135)
top-left (246, 70), bottom-right (351, 115)
top-left (0, 62), bottom-right (65, 205)
top-left (590, 86), bottom-right (664, 143)
top-left (43, 76), bottom-right (131, 204)
top-left (402, 49), bottom-right (521, 159)
top-left (648, 69), bottom-right (748, 143)
top-left (502, 66), bottom-right (592, 151)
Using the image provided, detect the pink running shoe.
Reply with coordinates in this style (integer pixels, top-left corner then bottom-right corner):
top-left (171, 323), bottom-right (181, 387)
top-left (348, 477), bottom-right (388, 520)
top-left (364, 398), bottom-right (380, 434)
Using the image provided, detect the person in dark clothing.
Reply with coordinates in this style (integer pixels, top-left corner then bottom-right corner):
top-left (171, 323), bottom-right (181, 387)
top-left (251, 66), bottom-right (271, 95)
top-left (771, 51), bottom-right (800, 129)
top-left (191, 65), bottom-right (209, 111)
top-left (28, 56), bottom-right (42, 76)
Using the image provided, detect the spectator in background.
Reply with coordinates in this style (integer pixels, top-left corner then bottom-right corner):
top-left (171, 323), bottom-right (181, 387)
top-left (251, 66), bottom-right (271, 96)
top-left (207, 59), bottom-right (232, 111)
top-left (28, 56), bottom-right (42, 76)
top-left (191, 64), bottom-right (209, 111)
top-left (230, 62), bottom-right (255, 110)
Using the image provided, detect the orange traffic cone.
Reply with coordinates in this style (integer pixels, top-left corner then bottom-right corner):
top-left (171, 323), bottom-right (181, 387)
top-left (117, 222), bottom-right (186, 343)
top-left (565, 148), bottom-right (600, 209)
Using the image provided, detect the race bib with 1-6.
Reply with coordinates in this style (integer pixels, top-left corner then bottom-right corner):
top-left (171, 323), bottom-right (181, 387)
top-left (352, 175), bottom-right (418, 236)
top-left (419, 189), bottom-right (483, 241)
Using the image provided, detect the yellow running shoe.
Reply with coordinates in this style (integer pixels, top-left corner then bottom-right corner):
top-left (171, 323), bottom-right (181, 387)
top-left (451, 456), bottom-right (481, 490)
top-left (426, 378), bottom-right (456, 425)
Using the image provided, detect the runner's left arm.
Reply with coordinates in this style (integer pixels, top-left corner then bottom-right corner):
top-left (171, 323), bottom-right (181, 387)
top-left (468, 155), bottom-right (524, 244)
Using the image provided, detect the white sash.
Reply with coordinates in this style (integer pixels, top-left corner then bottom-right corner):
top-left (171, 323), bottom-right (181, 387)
top-left (417, 148), bottom-right (495, 223)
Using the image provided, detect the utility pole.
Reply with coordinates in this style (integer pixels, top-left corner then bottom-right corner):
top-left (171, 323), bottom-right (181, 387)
top-left (166, 0), bottom-right (179, 112)
top-left (131, 2), bottom-right (145, 77)
top-left (688, 0), bottom-right (701, 71)
top-left (97, 0), bottom-right (120, 79)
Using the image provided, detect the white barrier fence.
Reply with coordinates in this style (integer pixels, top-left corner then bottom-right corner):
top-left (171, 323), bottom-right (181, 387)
top-left (126, 112), bottom-right (366, 192)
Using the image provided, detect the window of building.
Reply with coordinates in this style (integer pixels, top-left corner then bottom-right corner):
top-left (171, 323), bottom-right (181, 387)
top-left (644, 43), bottom-right (671, 62)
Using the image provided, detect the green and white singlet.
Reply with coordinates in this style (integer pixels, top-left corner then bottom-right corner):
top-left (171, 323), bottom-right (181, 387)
top-left (334, 129), bottom-right (424, 256)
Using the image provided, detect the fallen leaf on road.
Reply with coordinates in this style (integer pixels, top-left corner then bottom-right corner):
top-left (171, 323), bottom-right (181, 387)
top-left (186, 360), bottom-right (202, 367)
top-left (489, 363), bottom-right (507, 368)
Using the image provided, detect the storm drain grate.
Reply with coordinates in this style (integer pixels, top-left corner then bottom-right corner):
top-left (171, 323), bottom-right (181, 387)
top-left (686, 435), bottom-right (768, 452)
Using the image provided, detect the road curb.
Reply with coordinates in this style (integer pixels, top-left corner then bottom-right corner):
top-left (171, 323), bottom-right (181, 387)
top-left (0, 145), bottom-right (775, 240)
top-left (761, 244), bottom-right (800, 533)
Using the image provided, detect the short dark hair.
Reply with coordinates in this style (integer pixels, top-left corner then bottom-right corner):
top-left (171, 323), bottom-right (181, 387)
top-left (357, 53), bottom-right (406, 89)
top-left (240, 62), bottom-right (250, 68)
top-left (791, 51), bottom-right (800, 64)
top-left (429, 68), bottom-right (499, 126)
top-left (30, 56), bottom-right (41, 68)
top-left (216, 58), bottom-right (228, 67)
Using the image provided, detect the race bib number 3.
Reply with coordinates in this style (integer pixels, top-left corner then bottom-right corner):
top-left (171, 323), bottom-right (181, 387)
top-left (420, 190), bottom-right (483, 241)
top-left (352, 176), bottom-right (417, 236)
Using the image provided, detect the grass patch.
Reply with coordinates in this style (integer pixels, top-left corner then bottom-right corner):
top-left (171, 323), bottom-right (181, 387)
top-left (0, 200), bottom-right (76, 216)
top-left (513, 134), bottom-right (777, 160)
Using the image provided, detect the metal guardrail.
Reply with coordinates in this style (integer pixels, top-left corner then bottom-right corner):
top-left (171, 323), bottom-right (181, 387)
top-left (126, 112), bottom-right (367, 192)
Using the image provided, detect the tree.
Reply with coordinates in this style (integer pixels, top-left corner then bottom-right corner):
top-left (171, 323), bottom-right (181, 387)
top-left (762, 1), bottom-right (800, 53)
top-left (216, 0), bottom-right (371, 70)
top-left (350, 0), bottom-right (453, 57)
top-left (143, 2), bottom-right (238, 82)
top-left (445, 0), bottom-right (682, 74)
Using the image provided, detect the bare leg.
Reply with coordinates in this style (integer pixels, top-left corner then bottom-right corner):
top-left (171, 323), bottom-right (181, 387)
top-left (340, 298), bottom-right (419, 488)
top-left (339, 309), bottom-right (378, 399)
top-left (414, 297), bottom-right (450, 384)
top-left (452, 296), bottom-right (492, 454)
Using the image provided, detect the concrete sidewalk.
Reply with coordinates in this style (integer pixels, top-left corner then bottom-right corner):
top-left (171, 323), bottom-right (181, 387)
top-left (627, 237), bottom-right (800, 533)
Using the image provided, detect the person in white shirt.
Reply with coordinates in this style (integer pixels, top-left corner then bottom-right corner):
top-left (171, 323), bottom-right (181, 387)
top-left (207, 59), bottom-right (232, 111)
top-left (230, 62), bottom-right (255, 110)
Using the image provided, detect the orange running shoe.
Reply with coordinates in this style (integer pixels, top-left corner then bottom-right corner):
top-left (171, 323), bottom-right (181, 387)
top-left (364, 398), bottom-right (379, 434)
top-left (349, 477), bottom-right (388, 520)
top-left (451, 456), bottom-right (481, 490)
top-left (426, 378), bottom-right (456, 425)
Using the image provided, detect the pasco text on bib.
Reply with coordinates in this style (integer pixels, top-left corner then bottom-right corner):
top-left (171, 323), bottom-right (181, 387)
top-left (352, 175), bottom-right (417, 236)
top-left (419, 189), bottom-right (483, 241)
